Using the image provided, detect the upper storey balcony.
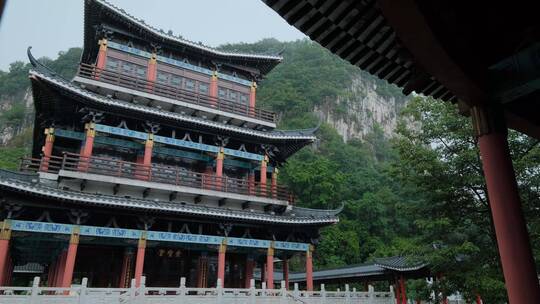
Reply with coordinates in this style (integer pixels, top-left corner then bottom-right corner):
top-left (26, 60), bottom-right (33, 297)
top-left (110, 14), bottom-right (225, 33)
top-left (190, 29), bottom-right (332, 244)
top-left (20, 153), bottom-right (294, 209)
top-left (73, 64), bottom-right (277, 129)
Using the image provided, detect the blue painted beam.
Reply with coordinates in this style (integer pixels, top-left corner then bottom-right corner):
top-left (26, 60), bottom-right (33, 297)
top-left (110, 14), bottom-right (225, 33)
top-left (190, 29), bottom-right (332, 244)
top-left (10, 220), bottom-right (309, 251)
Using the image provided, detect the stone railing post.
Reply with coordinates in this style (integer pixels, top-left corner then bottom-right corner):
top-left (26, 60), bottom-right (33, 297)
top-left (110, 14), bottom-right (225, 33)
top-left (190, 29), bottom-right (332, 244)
top-left (389, 285), bottom-right (395, 300)
top-left (79, 277), bottom-right (88, 304)
top-left (321, 284), bottom-right (326, 304)
top-left (29, 276), bottom-right (40, 304)
top-left (216, 278), bottom-right (223, 304)
top-left (280, 280), bottom-right (287, 304)
top-left (129, 278), bottom-right (136, 302)
top-left (262, 282), bottom-right (267, 296)
top-left (345, 284), bottom-right (351, 304)
top-left (139, 276), bottom-right (146, 302)
top-left (249, 279), bottom-right (256, 304)
top-left (179, 277), bottom-right (186, 300)
top-left (293, 283), bottom-right (299, 299)
top-left (368, 285), bottom-right (375, 304)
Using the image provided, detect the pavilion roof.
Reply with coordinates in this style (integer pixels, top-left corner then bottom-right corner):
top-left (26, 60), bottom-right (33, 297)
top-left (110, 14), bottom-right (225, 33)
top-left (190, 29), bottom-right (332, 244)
top-left (272, 256), bottom-right (429, 283)
top-left (27, 48), bottom-right (316, 164)
top-left (0, 170), bottom-right (340, 226)
top-left (83, 0), bottom-right (283, 77)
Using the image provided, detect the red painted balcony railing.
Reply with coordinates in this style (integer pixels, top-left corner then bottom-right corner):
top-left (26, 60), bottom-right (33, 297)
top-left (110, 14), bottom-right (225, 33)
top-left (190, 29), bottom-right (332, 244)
top-left (77, 63), bottom-right (276, 124)
top-left (20, 153), bottom-right (294, 203)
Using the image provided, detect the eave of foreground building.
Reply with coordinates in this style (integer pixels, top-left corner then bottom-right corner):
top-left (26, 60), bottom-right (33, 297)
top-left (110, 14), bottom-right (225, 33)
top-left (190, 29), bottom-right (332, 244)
top-left (0, 170), bottom-right (341, 226)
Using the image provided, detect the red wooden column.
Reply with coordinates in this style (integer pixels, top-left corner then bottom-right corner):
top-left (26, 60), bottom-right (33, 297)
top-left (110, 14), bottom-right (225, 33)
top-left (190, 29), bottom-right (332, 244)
top-left (0, 221), bottom-right (11, 286)
top-left (217, 240), bottom-right (227, 286)
top-left (40, 127), bottom-right (55, 172)
top-left (260, 262), bottom-right (266, 287)
top-left (394, 281), bottom-right (401, 304)
top-left (400, 275), bottom-right (407, 304)
top-left (215, 147), bottom-right (225, 190)
top-left (305, 246), bottom-right (314, 291)
top-left (55, 250), bottom-right (67, 287)
top-left (96, 39), bottom-right (108, 70)
top-left (476, 294), bottom-right (482, 304)
top-left (248, 170), bottom-right (255, 195)
top-left (471, 105), bottom-right (540, 304)
top-left (79, 122), bottom-right (96, 171)
top-left (134, 233), bottom-right (146, 287)
top-left (266, 245), bottom-right (274, 289)
top-left (141, 134), bottom-right (154, 181)
top-left (197, 253), bottom-right (209, 288)
top-left (282, 258), bottom-right (289, 290)
top-left (47, 260), bottom-right (57, 287)
top-left (209, 70), bottom-right (218, 107)
top-left (271, 168), bottom-right (278, 199)
top-left (119, 248), bottom-right (134, 288)
top-left (249, 81), bottom-right (257, 116)
top-left (260, 155), bottom-right (268, 196)
top-left (61, 226), bottom-right (79, 288)
top-left (146, 53), bottom-right (157, 92)
top-left (244, 255), bottom-right (255, 288)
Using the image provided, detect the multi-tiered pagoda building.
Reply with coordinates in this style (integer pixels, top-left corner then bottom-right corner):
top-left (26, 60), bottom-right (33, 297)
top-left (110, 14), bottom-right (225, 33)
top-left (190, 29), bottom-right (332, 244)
top-left (0, 0), bottom-right (339, 290)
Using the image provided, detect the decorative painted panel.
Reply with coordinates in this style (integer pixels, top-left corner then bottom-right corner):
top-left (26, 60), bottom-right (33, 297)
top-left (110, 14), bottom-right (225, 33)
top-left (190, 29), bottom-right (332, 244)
top-left (108, 41), bottom-right (252, 86)
top-left (95, 124), bottom-right (148, 140)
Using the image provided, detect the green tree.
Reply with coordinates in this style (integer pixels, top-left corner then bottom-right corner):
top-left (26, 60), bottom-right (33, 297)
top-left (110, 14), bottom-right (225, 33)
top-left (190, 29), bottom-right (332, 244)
top-left (390, 96), bottom-right (540, 303)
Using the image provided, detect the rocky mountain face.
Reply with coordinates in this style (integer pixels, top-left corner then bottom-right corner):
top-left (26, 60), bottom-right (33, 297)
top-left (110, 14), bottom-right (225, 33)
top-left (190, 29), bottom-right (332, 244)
top-left (0, 89), bottom-right (34, 146)
top-left (315, 75), bottom-right (408, 142)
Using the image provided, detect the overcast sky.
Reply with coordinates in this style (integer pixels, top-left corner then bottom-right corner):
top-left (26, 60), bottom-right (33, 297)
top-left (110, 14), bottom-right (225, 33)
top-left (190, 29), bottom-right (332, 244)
top-left (0, 0), bottom-right (306, 71)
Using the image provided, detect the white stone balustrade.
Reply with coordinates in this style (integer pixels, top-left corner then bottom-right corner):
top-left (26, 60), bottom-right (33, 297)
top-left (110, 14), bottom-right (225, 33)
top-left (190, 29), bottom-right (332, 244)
top-left (0, 276), bottom-right (395, 304)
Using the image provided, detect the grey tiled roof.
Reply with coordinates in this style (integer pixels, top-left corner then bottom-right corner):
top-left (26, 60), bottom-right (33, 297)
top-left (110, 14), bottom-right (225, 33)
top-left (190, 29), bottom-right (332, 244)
top-left (0, 170), bottom-right (340, 226)
top-left (91, 0), bottom-right (283, 61)
top-left (374, 256), bottom-right (428, 272)
top-left (269, 257), bottom-right (428, 282)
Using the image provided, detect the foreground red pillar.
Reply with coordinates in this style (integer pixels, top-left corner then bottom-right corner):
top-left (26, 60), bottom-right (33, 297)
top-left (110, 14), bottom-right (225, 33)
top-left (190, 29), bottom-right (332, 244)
top-left (119, 248), bottom-right (134, 288)
top-left (472, 105), bottom-right (540, 303)
top-left (282, 258), bottom-right (289, 290)
top-left (217, 241), bottom-right (227, 286)
top-left (61, 227), bottom-right (79, 288)
top-left (134, 234), bottom-right (146, 287)
top-left (395, 281), bottom-right (401, 304)
top-left (0, 221), bottom-right (11, 286)
top-left (244, 255), bottom-right (255, 288)
top-left (266, 246), bottom-right (274, 289)
top-left (306, 246), bottom-right (313, 291)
